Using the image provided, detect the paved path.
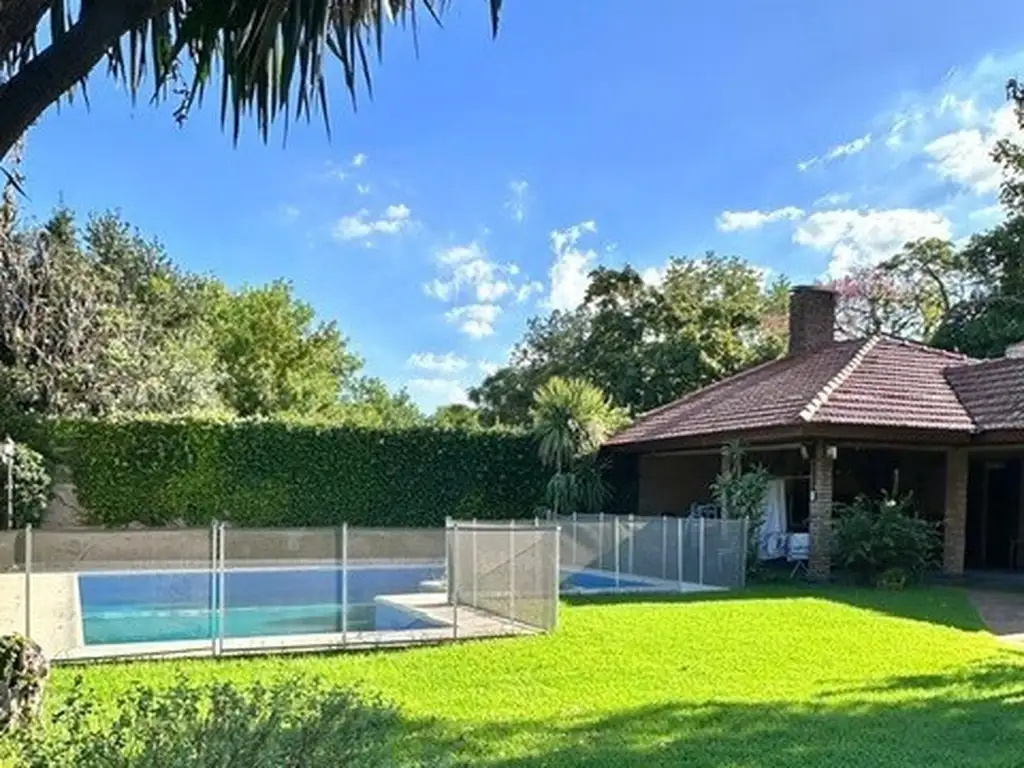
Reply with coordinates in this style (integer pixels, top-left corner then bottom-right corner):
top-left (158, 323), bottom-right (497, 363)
top-left (968, 589), bottom-right (1024, 645)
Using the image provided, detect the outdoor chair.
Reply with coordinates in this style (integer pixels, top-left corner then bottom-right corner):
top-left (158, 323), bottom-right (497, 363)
top-left (786, 533), bottom-right (810, 578)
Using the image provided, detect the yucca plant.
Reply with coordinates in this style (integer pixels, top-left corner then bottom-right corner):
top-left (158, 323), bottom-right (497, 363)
top-left (531, 377), bottom-right (627, 516)
top-left (0, 0), bottom-right (504, 164)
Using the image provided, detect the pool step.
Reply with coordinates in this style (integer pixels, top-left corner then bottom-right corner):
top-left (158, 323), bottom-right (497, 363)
top-left (419, 579), bottom-right (446, 592)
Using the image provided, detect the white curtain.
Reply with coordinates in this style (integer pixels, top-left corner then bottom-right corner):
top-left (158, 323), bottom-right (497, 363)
top-left (758, 478), bottom-right (788, 560)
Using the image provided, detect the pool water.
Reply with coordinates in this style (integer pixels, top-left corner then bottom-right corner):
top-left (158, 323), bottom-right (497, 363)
top-left (79, 565), bottom-right (445, 645)
top-left (560, 570), bottom-right (664, 591)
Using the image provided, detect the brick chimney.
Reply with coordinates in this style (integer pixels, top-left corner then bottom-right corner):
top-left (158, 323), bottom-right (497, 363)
top-left (788, 286), bottom-right (836, 356)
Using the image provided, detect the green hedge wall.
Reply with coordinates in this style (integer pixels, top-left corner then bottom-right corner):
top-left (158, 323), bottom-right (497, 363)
top-left (52, 419), bottom-right (547, 528)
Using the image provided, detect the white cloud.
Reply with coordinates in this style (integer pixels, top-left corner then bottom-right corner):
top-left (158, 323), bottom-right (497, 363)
top-left (640, 266), bottom-right (666, 287)
top-left (937, 93), bottom-right (980, 124)
top-left (407, 352), bottom-right (468, 374)
top-left (547, 220), bottom-right (599, 311)
top-left (356, 183), bottom-right (371, 196)
top-left (793, 208), bottom-right (952, 277)
top-left (968, 203), bottom-right (1004, 221)
top-left (797, 133), bottom-right (872, 171)
top-left (406, 378), bottom-right (469, 407)
top-left (505, 179), bottom-right (529, 223)
top-left (439, 242), bottom-right (487, 265)
top-left (424, 279), bottom-right (453, 301)
top-left (351, 153), bottom-right (368, 167)
top-left (476, 280), bottom-right (511, 302)
top-left (924, 103), bottom-right (1021, 194)
top-left (479, 361), bottom-right (501, 376)
top-left (813, 192), bottom-right (852, 208)
top-left (515, 280), bottom-right (544, 303)
top-left (331, 204), bottom-right (412, 241)
top-left (426, 241), bottom-right (537, 308)
top-left (716, 206), bottom-right (805, 232)
top-left (445, 304), bottom-right (501, 338)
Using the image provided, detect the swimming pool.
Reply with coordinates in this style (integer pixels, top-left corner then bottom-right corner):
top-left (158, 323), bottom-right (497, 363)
top-left (559, 568), bottom-right (678, 593)
top-left (79, 564), bottom-right (445, 645)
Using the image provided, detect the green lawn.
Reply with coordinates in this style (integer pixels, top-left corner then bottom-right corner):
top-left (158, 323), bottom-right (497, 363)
top-left (48, 587), bottom-right (1024, 766)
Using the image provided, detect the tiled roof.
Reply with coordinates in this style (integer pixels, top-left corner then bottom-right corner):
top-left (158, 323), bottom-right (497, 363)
top-left (606, 336), bottom-right (987, 448)
top-left (945, 357), bottom-right (1024, 431)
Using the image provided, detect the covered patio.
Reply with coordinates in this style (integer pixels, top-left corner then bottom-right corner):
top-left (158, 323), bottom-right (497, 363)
top-left (604, 286), bottom-right (1024, 579)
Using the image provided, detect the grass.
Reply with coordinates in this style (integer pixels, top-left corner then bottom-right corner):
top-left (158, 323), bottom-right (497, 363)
top-left (40, 586), bottom-right (1024, 766)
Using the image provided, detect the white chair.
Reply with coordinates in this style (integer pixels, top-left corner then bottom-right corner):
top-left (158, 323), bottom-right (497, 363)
top-left (786, 533), bottom-right (810, 578)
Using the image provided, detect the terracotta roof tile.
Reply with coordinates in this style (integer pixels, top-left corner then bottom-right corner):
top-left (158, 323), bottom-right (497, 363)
top-left (945, 357), bottom-right (1024, 431)
top-left (605, 340), bottom-right (865, 446)
top-left (605, 336), bottom-right (992, 448)
top-left (809, 338), bottom-right (975, 431)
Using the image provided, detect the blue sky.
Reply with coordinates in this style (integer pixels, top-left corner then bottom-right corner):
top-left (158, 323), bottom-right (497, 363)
top-left (17, 0), bottom-right (1024, 410)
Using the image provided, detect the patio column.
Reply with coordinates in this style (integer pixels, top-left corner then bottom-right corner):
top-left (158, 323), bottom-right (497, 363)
top-left (808, 441), bottom-right (834, 580)
top-left (943, 448), bottom-right (968, 575)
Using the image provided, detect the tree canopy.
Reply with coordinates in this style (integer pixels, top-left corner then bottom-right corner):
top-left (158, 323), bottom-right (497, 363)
top-left (0, 180), bottom-right (419, 425)
top-left (0, 0), bottom-right (503, 163)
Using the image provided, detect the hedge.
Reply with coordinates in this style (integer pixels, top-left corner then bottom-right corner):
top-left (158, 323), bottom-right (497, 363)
top-left (50, 419), bottom-right (548, 528)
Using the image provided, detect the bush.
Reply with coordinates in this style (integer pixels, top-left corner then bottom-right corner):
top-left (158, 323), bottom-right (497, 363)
top-left (832, 494), bottom-right (940, 586)
top-left (51, 418), bottom-right (546, 528)
top-left (5, 675), bottom-right (442, 768)
top-left (0, 443), bottom-right (51, 529)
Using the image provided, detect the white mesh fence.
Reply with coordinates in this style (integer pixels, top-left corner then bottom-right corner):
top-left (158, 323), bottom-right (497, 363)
top-left (557, 514), bottom-right (747, 591)
top-left (447, 521), bottom-right (559, 632)
top-left (6, 521), bottom-right (543, 663)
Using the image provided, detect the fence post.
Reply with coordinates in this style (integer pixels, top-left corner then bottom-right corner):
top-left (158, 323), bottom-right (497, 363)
top-left (614, 514), bottom-right (620, 588)
top-left (508, 520), bottom-right (516, 627)
top-left (341, 523), bottom-right (348, 646)
top-left (660, 515), bottom-right (667, 580)
top-left (598, 511), bottom-right (605, 570)
top-left (698, 516), bottom-right (706, 587)
top-left (217, 522), bottom-right (226, 656)
top-left (471, 518), bottom-right (478, 607)
top-left (551, 524), bottom-right (561, 631)
top-left (444, 516), bottom-right (452, 592)
top-left (24, 523), bottom-right (31, 640)
top-left (452, 521), bottom-right (459, 640)
top-left (209, 519), bottom-right (218, 656)
top-left (741, 517), bottom-right (750, 589)
top-left (627, 513), bottom-right (635, 575)
top-left (677, 516), bottom-right (684, 592)
top-left (571, 511), bottom-right (578, 569)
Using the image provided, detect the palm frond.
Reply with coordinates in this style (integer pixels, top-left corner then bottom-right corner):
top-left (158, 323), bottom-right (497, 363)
top-left (0, 0), bottom-right (504, 161)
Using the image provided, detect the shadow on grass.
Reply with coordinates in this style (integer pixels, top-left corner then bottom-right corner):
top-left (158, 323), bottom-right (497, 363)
top-left (562, 583), bottom-right (988, 633)
top-left (406, 657), bottom-right (1024, 767)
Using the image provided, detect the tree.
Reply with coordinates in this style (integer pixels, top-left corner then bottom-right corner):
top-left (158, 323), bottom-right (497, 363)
top-left (0, 0), bottom-right (504, 164)
top-left (432, 404), bottom-right (481, 430)
top-left (0, 441), bottom-right (51, 529)
top-left (531, 377), bottom-right (628, 516)
top-left (0, 201), bottom-right (223, 416)
top-left (473, 256), bottom-right (787, 426)
top-left (210, 280), bottom-right (361, 418)
top-left (828, 239), bottom-right (967, 341)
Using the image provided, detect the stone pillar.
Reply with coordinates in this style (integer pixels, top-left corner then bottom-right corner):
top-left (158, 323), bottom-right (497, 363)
top-left (943, 448), bottom-right (968, 575)
top-left (808, 441), bottom-right (834, 580)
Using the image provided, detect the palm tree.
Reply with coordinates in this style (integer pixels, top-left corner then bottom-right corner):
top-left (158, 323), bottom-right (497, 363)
top-left (531, 377), bottom-right (627, 516)
top-left (0, 0), bottom-right (504, 163)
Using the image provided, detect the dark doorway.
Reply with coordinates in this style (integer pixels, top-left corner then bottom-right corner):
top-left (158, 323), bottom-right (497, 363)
top-left (965, 457), bottom-right (1023, 569)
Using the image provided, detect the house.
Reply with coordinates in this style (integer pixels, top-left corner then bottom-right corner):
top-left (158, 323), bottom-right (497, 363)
top-left (603, 286), bottom-right (1024, 579)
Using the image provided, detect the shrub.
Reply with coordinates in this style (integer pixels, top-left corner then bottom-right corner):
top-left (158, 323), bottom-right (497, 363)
top-left (0, 634), bottom-right (50, 733)
top-left (0, 443), bottom-right (51, 529)
top-left (832, 494), bottom-right (940, 586)
top-left (51, 418), bottom-right (546, 528)
top-left (711, 442), bottom-right (770, 577)
top-left (5, 675), bottom-right (442, 768)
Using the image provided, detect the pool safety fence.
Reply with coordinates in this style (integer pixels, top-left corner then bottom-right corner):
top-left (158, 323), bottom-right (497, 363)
top-left (554, 513), bottom-right (748, 592)
top-left (0, 521), bottom-right (560, 663)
